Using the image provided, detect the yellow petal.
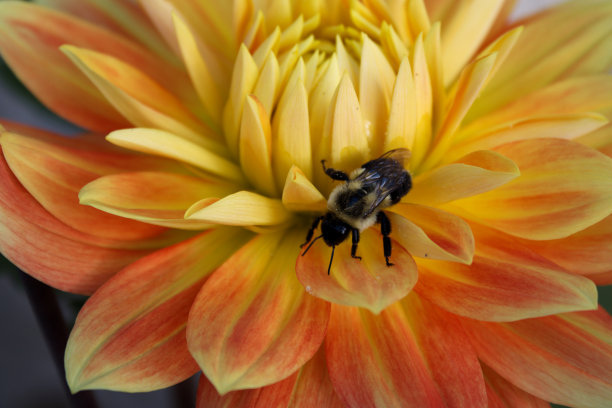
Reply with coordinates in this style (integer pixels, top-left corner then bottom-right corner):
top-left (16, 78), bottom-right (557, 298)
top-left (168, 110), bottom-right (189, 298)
top-left (252, 53), bottom-right (280, 118)
top-left (223, 44), bottom-right (259, 156)
top-left (359, 34), bottom-right (396, 154)
top-left (173, 12), bottom-right (224, 126)
top-left (319, 74), bottom-right (370, 183)
top-left (273, 77), bottom-right (313, 187)
top-left (186, 191), bottom-right (293, 227)
top-left (106, 128), bottom-right (243, 183)
top-left (410, 35), bottom-right (433, 168)
top-left (309, 54), bottom-right (341, 150)
top-left (282, 166), bottom-right (327, 212)
top-left (384, 57), bottom-right (417, 155)
top-left (239, 95), bottom-right (276, 196)
top-left (440, 0), bottom-right (505, 85)
top-left (420, 53), bottom-right (498, 172)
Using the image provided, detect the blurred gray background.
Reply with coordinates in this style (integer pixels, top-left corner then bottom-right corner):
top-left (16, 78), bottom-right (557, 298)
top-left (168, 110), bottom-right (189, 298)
top-left (0, 1), bottom-right (609, 407)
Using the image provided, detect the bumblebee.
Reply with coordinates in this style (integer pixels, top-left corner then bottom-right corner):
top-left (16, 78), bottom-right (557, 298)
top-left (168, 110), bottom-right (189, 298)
top-left (301, 149), bottom-right (412, 274)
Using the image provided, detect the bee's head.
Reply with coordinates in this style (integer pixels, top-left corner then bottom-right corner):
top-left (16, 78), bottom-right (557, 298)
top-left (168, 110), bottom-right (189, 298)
top-left (321, 213), bottom-right (351, 247)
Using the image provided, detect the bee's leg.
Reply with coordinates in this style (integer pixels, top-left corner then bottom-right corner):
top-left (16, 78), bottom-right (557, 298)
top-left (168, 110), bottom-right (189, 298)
top-left (351, 228), bottom-right (362, 260)
top-left (377, 211), bottom-right (394, 266)
top-left (321, 160), bottom-right (349, 181)
top-left (301, 216), bottom-right (322, 248)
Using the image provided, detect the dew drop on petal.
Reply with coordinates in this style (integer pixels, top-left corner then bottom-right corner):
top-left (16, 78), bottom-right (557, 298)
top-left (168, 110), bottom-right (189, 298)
top-left (305, 285), bottom-right (313, 294)
top-left (364, 120), bottom-right (372, 138)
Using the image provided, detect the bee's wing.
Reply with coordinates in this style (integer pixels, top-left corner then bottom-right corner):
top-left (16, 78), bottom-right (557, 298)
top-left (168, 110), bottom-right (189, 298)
top-left (378, 148), bottom-right (411, 166)
top-left (362, 179), bottom-right (396, 217)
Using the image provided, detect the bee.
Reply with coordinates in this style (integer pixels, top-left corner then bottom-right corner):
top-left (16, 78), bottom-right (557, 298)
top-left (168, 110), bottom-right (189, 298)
top-left (301, 149), bottom-right (412, 274)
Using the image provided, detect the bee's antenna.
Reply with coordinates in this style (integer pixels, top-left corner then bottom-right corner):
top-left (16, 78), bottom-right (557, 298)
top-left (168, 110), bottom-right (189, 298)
top-left (301, 234), bottom-right (323, 256)
top-left (328, 245), bottom-right (335, 275)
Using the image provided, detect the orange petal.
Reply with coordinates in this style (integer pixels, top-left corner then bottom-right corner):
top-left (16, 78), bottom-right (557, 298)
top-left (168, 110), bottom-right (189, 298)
top-left (36, 0), bottom-right (176, 62)
top-left (65, 228), bottom-right (251, 392)
top-left (389, 203), bottom-right (475, 264)
top-left (187, 230), bottom-right (330, 394)
top-left (0, 129), bottom-right (173, 241)
top-left (463, 75), bottom-right (612, 138)
top-left (326, 303), bottom-right (446, 407)
top-left (472, 2), bottom-right (612, 117)
top-left (452, 138), bottom-right (612, 240)
top-left (463, 307), bottom-right (612, 408)
top-left (522, 215), bottom-right (612, 285)
top-left (0, 2), bottom-right (130, 132)
top-left (61, 46), bottom-right (217, 143)
top-left (415, 223), bottom-right (597, 321)
top-left (79, 171), bottom-right (239, 229)
top-left (409, 149), bottom-right (519, 206)
top-left (196, 347), bottom-right (343, 408)
top-left (296, 228), bottom-right (417, 314)
top-left (403, 295), bottom-right (488, 408)
top-left (482, 364), bottom-right (551, 408)
top-left (0, 150), bottom-right (155, 294)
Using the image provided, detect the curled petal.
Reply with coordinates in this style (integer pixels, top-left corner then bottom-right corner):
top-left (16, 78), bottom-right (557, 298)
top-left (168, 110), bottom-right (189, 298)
top-left (452, 138), bottom-right (612, 240)
top-left (186, 191), bottom-right (293, 228)
top-left (65, 228), bottom-right (251, 392)
top-left (409, 150), bottom-right (519, 206)
top-left (415, 223), bottom-right (597, 321)
top-left (281, 166), bottom-right (327, 213)
top-left (296, 228), bottom-right (417, 314)
top-left (187, 230), bottom-right (330, 394)
top-left (389, 203), bottom-right (474, 263)
top-left (106, 128), bottom-right (240, 182)
top-left (463, 307), bottom-right (612, 408)
top-left (326, 303), bottom-right (446, 407)
top-left (79, 171), bottom-right (238, 230)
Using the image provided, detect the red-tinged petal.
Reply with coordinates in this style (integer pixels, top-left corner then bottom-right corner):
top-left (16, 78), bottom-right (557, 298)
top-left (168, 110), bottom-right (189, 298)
top-left (416, 222), bottom-right (597, 321)
top-left (482, 364), bottom-right (551, 408)
top-left (0, 2), bottom-right (191, 132)
top-left (452, 138), bottom-right (612, 240)
top-left (65, 228), bottom-right (251, 392)
top-left (326, 303), bottom-right (446, 408)
top-left (0, 2), bottom-right (129, 132)
top-left (0, 130), bottom-right (170, 241)
top-left (36, 0), bottom-right (177, 62)
top-left (463, 307), bottom-right (612, 408)
top-left (196, 347), bottom-right (343, 408)
top-left (79, 171), bottom-right (239, 230)
top-left (404, 295), bottom-right (488, 408)
top-left (0, 150), bottom-right (156, 294)
top-left (296, 228), bottom-right (417, 314)
top-left (187, 230), bottom-right (330, 394)
top-left (389, 203), bottom-right (475, 264)
top-left (523, 215), bottom-right (612, 285)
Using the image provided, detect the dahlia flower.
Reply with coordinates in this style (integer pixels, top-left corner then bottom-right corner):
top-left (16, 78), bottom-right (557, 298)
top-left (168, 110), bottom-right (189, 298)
top-left (1, 0), bottom-right (611, 407)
